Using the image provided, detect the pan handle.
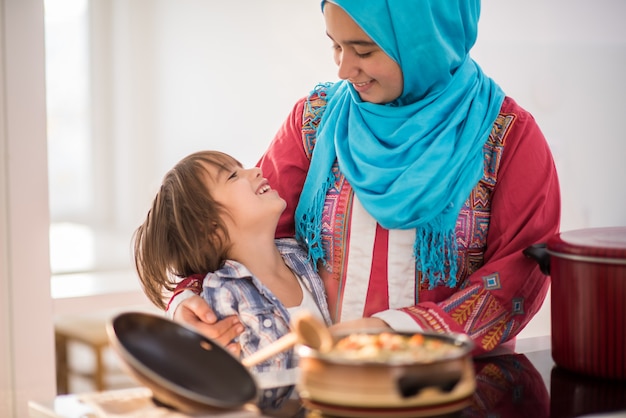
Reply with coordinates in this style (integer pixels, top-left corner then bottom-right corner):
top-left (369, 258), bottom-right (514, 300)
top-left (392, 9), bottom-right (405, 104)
top-left (523, 243), bottom-right (551, 275)
top-left (395, 371), bottom-right (461, 398)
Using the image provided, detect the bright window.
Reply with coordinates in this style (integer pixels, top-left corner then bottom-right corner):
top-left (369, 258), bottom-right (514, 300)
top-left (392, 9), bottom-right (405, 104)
top-left (44, 0), bottom-right (131, 275)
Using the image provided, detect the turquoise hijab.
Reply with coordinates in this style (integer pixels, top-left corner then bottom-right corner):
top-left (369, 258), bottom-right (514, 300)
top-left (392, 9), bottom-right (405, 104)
top-left (295, 0), bottom-right (505, 287)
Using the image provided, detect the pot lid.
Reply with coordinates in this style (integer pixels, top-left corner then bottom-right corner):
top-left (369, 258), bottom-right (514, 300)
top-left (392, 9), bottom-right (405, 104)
top-left (548, 226), bottom-right (626, 259)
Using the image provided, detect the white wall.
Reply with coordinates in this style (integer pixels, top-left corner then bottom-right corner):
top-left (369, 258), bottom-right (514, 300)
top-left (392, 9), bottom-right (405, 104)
top-left (111, 0), bottom-right (626, 232)
top-left (475, 0), bottom-right (626, 232)
top-left (117, 0), bottom-right (338, 229)
top-left (0, 0), bottom-right (56, 417)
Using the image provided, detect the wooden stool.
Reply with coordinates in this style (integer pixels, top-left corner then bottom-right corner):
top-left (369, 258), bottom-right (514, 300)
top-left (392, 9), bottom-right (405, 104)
top-left (55, 315), bottom-right (111, 394)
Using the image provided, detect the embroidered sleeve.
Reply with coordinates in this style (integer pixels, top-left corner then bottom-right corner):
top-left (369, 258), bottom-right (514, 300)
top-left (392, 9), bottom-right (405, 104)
top-left (301, 83), bottom-right (330, 159)
top-left (401, 100), bottom-right (560, 354)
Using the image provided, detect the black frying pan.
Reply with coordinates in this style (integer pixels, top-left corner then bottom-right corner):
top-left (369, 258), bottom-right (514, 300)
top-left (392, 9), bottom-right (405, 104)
top-left (106, 311), bottom-right (258, 413)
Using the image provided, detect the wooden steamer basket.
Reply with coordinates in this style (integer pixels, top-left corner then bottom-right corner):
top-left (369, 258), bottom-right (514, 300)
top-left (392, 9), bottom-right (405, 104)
top-left (296, 330), bottom-right (476, 417)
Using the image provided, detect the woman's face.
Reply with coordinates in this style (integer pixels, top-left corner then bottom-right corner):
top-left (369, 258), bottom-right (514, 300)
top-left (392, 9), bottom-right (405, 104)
top-left (324, 2), bottom-right (403, 104)
top-left (204, 161), bottom-right (285, 232)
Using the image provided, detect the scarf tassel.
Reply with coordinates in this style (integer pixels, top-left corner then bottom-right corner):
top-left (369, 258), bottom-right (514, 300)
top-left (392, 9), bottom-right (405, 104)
top-left (414, 219), bottom-right (459, 289)
top-left (296, 172), bottom-right (336, 272)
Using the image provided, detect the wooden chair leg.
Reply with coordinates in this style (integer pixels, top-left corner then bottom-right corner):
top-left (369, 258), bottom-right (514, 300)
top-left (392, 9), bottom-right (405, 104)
top-left (94, 346), bottom-right (105, 391)
top-left (55, 333), bottom-right (69, 394)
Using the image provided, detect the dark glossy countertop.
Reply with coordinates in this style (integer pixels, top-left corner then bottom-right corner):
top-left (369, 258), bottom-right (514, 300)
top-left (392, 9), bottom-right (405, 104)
top-left (29, 336), bottom-right (626, 418)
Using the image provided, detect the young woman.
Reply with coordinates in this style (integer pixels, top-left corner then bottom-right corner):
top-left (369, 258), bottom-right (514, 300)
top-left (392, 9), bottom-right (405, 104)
top-left (168, 0), bottom-right (560, 356)
top-left (133, 150), bottom-right (331, 408)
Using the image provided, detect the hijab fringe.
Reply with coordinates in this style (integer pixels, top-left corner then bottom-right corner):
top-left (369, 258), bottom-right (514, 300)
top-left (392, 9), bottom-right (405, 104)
top-left (296, 172), bottom-right (335, 272)
top-left (414, 216), bottom-right (459, 289)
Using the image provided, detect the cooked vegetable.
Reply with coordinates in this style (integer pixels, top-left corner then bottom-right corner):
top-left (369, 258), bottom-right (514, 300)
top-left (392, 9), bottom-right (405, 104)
top-left (329, 332), bottom-right (463, 363)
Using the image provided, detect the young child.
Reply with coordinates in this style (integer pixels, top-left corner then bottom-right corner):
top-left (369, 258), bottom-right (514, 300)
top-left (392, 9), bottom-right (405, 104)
top-left (133, 150), bottom-right (331, 409)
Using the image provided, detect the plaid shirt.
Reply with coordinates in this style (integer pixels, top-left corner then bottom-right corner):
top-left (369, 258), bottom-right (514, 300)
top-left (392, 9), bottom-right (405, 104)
top-left (201, 238), bottom-right (331, 409)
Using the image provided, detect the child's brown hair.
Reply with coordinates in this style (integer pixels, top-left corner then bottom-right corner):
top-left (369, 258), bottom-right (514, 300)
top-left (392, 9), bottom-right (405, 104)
top-left (133, 150), bottom-right (240, 309)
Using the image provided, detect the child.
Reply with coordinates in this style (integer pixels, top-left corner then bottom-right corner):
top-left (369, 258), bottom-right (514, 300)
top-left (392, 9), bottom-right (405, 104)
top-left (133, 150), bottom-right (331, 409)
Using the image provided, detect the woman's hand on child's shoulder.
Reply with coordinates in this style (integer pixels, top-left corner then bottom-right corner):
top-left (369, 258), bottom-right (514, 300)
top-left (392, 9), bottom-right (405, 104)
top-left (173, 295), bottom-right (244, 356)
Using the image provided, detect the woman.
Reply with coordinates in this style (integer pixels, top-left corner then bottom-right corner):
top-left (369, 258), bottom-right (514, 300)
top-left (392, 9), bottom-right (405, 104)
top-left (168, 0), bottom-right (560, 356)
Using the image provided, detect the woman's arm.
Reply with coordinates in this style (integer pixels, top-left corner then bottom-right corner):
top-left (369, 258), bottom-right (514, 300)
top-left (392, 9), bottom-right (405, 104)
top-left (381, 99), bottom-right (561, 354)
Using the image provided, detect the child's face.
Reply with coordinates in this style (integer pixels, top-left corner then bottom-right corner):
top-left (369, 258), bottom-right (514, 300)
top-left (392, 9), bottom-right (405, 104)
top-left (205, 161), bottom-right (286, 232)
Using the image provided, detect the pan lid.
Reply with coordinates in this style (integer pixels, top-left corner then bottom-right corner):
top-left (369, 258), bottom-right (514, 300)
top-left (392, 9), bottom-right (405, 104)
top-left (107, 312), bottom-right (258, 411)
top-left (547, 226), bottom-right (626, 261)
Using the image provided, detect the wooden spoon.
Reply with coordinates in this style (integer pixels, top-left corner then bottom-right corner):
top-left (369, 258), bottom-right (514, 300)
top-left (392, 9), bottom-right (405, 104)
top-left (242, 312), bottom-right (333, 368)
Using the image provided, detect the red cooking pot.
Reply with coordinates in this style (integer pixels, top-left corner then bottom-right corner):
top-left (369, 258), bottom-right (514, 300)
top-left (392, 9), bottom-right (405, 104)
top-left (524, 226), bottom-right (626, 380)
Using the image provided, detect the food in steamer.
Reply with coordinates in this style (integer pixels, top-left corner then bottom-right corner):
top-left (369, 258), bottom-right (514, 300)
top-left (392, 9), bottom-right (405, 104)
top-left (328, 332), bottom-right (465, 364)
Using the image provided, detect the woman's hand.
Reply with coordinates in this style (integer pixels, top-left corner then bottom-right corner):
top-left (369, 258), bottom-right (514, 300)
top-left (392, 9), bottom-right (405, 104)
top-left (173, 295), bottom-right (244, 356)
top-left (329, 317), bottom-right (391, 334)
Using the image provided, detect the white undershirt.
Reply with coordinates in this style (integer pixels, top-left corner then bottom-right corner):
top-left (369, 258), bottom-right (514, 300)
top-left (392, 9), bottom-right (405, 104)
top-left (286, 275), bottom-right (325, 323)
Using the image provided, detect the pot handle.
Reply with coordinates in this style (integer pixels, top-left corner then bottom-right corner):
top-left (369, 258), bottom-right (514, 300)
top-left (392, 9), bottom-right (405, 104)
top-left (522, 243), bottom-right (551, 275)
top-left (395, 372), bottom-right (461, 398)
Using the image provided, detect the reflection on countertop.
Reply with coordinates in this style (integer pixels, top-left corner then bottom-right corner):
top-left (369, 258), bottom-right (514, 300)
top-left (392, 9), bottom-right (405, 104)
top-left (298, 336), bottom-right (626, 418)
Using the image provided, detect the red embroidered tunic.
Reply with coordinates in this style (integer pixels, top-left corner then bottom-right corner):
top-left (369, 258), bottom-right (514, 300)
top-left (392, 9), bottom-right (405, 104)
top-left (257, 95), bottom-right (560, 354)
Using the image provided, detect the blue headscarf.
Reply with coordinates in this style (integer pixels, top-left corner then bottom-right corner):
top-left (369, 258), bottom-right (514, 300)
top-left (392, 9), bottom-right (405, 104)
top-left (296, 0), bottom-right (505, 287)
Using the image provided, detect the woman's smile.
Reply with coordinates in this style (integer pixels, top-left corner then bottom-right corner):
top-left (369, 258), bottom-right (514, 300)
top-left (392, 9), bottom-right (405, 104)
top-left (350, 79), bottom-right (374, 93)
